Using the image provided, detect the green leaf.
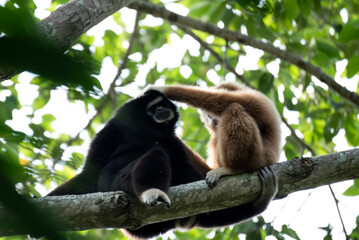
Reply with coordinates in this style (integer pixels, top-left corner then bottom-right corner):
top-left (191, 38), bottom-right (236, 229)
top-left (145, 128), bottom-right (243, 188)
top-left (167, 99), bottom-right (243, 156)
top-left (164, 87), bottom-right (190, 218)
top-left (281, 225), bottom-right (300, 239)
top-left (307, 108), bottom-right (331, 119)
top-left (284, 0), bottom-right (299, 20)
top-left (0, 95), bottom-right (19, 122)
top-left (316, 39), bottom-right (340, 58)
top-left (323, 112), bottom-right (342, 143)
top-left (40, 114), bottom-right (56, 133)
top-left (343, 179), bottom-right (359, 196)
top-left (32, 89), bottom-right (51, 110)
top-left (0, 7), bottom-right (101, 93)
top-left (258, 72), bottom-right (274, 93)
top-left (187, 1), bottom-right (211, 19)
top-left (297, 0), bottom-right (312, 16)
top-left (344, 113), bottom-right (359, 146)
top-left (346, 55), bottom-right (359, 78)
top-left (338, 19), bottom-right (359, 43)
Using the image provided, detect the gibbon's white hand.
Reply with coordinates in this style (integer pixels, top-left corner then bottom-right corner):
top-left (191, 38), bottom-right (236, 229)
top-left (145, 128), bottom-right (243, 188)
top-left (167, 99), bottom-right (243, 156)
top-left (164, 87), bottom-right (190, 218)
top-left (140, 188), bottom-right (171, 208)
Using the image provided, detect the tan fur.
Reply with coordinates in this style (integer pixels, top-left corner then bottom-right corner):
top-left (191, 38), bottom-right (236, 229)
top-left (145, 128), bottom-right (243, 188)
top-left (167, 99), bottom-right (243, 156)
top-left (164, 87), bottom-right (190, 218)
top-left (150, 82), bottom-right (281, 177)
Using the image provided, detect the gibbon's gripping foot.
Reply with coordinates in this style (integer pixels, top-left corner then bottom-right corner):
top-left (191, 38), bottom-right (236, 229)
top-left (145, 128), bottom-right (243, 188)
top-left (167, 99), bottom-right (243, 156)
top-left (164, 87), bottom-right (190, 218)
top-left (256, 166), bottom-right (278, 205)
top-left (205, 167), bottom-right (234, 189)
top-left (140, 188), bottom-right (171, 208)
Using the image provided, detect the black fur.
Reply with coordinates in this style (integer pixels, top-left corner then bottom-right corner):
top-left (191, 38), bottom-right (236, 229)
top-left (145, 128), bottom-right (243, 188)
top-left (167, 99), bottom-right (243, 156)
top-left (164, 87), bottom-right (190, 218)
top-left (48, 90), bottom-right (277, 239)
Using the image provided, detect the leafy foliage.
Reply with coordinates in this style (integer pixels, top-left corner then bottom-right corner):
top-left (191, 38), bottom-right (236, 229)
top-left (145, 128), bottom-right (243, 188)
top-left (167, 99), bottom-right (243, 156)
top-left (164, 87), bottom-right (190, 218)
top-left (0, 0), bottom-right (358, 239)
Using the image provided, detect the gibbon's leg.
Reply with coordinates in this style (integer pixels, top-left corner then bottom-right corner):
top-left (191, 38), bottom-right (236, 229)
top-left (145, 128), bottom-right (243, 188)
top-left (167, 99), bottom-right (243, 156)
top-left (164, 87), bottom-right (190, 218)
top-left (205, 133), bottom-right (219, 169)
top-left (98, 158), bottom-right (137, 194)
top-left (196, 167), bottom-right (278, 228)
top-left (122, 151), bottom-right (176, 240)
top-left (131, 147), bottom-right (172, 208)
top-left (206, 103), bottom-right (264, 188)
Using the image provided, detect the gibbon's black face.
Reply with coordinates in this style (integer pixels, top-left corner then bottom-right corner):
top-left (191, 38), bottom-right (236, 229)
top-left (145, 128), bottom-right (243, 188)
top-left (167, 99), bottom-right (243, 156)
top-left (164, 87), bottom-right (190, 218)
top-left (144, 90), bottom-right (178, 125)
top-left (115, 90), bottom-right (179, 138)
top-left (146, 97), bottom-right (175, 124)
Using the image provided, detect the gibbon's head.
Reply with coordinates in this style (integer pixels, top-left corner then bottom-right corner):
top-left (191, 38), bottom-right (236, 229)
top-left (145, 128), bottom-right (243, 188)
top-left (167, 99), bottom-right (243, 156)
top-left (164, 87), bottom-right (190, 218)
top-left (114, 90), bottom-right (179, 139)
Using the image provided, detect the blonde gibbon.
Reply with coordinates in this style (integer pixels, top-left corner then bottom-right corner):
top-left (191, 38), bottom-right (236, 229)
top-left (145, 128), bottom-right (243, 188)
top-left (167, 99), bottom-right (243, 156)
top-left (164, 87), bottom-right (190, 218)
top-left (148, 81), bottom-right (281, 188)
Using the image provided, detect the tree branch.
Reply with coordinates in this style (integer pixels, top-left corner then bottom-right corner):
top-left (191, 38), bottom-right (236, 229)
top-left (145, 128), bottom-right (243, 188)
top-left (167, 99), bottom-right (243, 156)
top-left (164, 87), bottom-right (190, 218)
top-left (1, 148), bottom-right (358, 236)
top-left (0, 0), bottom-right (136, 81)
top-left (128, 1), bottom-right (359, 107)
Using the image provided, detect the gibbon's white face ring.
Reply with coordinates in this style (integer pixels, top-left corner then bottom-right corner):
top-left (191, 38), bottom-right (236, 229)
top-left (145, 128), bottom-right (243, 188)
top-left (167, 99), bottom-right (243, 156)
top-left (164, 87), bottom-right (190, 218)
top-left (153, 110), bottom-right (175, 123)
top-left (146, 96), bottom-right (176, 123)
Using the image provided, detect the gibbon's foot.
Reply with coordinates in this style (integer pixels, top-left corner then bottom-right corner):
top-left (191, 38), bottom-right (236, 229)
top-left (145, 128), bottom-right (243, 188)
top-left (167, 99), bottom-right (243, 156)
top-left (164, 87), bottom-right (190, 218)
top-left (254, 167), bottom-right (278, 208)
top-left (205, 167), bottom-right (235, 188)
top-left (140, 188), bottom-right (171, 208)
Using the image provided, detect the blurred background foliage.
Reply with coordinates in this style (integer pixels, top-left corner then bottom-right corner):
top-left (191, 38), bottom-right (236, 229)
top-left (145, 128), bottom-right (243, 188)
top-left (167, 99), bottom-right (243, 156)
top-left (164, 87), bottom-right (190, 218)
top-left (0, 0), bottom-right (359, 239)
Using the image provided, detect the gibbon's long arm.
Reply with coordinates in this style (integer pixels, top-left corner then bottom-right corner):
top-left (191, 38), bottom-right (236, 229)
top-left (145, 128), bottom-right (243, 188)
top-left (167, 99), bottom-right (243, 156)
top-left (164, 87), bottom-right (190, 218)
top-left (148, 85), bottom-right (270, 119)
top-left (148, 85), bottom-right (230, 117)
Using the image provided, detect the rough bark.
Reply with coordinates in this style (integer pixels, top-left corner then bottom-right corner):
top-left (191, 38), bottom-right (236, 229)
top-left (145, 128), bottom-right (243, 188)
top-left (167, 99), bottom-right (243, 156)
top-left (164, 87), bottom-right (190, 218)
top-left (0, 148), bottom-right (358, 237)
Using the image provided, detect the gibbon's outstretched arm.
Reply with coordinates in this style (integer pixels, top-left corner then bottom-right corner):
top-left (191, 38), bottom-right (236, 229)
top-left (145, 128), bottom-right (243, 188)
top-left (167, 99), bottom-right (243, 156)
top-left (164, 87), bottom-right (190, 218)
top-left (147, 84), bottom-right (248, 117)
top-left (147, 82), bottom-right (281, 188)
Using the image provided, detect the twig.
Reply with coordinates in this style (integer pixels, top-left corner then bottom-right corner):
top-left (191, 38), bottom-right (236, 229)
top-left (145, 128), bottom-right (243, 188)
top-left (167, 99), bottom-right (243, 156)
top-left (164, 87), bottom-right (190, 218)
top-left (280, 116), bottom-right (316, 156)
top-left (112, 11), bottom-right (141, 83)
top-left (328, 185), bottom-right (349, 240)
top-left (178, 26), bottom-right (252, 87)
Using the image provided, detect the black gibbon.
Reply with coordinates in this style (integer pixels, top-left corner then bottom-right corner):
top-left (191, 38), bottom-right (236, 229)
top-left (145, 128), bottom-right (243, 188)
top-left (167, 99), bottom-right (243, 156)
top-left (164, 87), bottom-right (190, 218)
top-left (48, 90), bottom-right (210, 237)
top-left (48, 89), bottom-right (278, 239)
top-left (147, 81), bottom-right (281, 188)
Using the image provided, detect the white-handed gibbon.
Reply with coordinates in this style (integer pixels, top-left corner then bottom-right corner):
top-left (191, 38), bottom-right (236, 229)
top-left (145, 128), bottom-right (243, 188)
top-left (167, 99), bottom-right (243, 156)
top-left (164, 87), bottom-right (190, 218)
top-left (48, 90), bottom-right (210, 237)
top-left (48, 88), bottom-right (278, 239)
top-left (147, 81), bottom-right (281, 188)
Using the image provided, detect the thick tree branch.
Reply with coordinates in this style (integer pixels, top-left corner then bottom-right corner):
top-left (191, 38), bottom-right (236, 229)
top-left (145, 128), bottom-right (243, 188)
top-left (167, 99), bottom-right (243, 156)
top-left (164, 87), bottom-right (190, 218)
top-left (128, 1), bottom-right (359, 107)
top-left (0, 148), bottom-right (358, 237)
top-left (0, 0), bottom-right (135, 81)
